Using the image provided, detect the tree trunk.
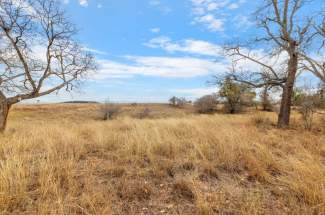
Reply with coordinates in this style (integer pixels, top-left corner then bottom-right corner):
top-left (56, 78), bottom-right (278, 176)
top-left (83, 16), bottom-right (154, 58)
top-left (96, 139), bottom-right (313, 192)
top-left (277, 44), bottom-right (298, 128)
top-left (0, 93), bottom-right (10, 133)
top-left (261, 86), bottom-right (269, 111)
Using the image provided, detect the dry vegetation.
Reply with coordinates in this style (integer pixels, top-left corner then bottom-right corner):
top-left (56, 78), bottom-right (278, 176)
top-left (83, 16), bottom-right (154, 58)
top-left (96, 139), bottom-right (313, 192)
top-left (0, 104), bottom-right (324, 214)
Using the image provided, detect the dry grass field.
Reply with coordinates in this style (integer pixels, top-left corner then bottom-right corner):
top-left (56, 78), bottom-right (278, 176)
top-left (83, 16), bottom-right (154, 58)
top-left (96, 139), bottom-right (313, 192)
top-left (0, 104), bottom-right (324, 214)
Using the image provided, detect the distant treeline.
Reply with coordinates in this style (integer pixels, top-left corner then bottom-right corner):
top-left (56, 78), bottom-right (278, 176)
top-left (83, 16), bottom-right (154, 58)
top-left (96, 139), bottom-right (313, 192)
top-left (61, 101), bottom-right (100, 104)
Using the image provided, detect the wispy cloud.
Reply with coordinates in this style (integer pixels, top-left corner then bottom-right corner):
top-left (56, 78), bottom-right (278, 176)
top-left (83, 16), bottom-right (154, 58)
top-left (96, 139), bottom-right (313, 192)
top-left (90, 35), bottom-right (283, 81)
top-left (190, 0), bottom-right (247, 32)
top-left (79, 0), bottom-right (88, 7)
top-left (233, 14), bottom-right (253, 30)
top-left (83, 47), bottom-right (108, 55)
top-left (90, 42), bottom-right (286, 85)
top-left (149, 0), bottom-right (172, 14)
top-left (94, 55), bottom-right (227, 79)
top-left (144, 36), bottom-right (222, 57)
top-left (194, 14), bottom-right (224, 32)
top-left (150, 28), bottom-right (161, 33)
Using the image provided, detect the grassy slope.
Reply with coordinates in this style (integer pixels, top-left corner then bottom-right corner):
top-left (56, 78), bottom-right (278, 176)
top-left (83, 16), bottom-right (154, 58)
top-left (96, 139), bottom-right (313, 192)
top-left (0, 104), bottom-right (324, 214)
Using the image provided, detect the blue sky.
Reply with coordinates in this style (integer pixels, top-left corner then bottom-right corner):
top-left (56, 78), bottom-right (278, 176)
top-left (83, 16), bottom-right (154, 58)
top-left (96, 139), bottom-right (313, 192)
top-left (36, 0), bottom-right (323, 103)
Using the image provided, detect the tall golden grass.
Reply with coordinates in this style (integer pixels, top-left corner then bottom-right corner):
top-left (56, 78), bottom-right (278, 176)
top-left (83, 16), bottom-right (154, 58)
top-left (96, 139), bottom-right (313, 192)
top-left (0, 104), bottom-right (324, 214)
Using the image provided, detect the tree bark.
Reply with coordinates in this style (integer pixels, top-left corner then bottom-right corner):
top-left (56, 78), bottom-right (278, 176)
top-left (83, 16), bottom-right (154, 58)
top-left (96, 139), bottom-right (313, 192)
top-left (0, 92), bottom-right (10, 133)
top-left (261, 86), bottom-right (269, 111)
top-left (277, 44), bottom-right (298, 128)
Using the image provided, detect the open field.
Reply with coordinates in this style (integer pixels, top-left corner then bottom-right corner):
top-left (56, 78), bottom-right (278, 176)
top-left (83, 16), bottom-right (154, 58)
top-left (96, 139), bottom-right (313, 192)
top-left (0, 104), bottom-right (324, 214)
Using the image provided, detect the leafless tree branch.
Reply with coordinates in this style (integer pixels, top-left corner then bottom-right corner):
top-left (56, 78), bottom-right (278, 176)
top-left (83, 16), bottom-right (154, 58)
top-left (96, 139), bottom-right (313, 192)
top-left (0, 0), bottom-right (96, 131)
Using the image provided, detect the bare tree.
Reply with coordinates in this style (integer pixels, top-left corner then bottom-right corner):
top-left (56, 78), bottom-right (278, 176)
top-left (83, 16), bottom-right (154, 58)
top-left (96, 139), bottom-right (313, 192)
top-left (301, 56), bottom-right (325, 83)
top-left (0, 0), bottom-right (96, 131)
top-left (224, 0), bottom-right (323, 128)
top-left (169, 96), bottom-right (187, 108)
top-left (299, 16), bottom-right (325, 83)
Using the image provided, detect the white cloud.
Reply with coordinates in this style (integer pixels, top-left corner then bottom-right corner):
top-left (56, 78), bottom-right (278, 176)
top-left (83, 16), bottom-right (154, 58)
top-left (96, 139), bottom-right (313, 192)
top-left (144, 36), bottom-right (222, 57)
top-left (83, 47), bottom-right (108, 55)
top-left (89, 37), bottom-right (286, 81)
top-left (233, 15), bottom-right (253, 29)
top-left (190, 0), bottom-right (247, 32)
top-left (228, 3), bottom-right (239, 9)
top-left (64, 0), bottom-right (91, 7)
top-left (195, 14), bottom-right (224, 31)
top-left (79, 0), bottom-right (88, 7)
top-left (150, 28), bottom-right (161, 33)
top-left (94, 55), bottom-right (227, 79)
top-left (207, 3), bottom-right (219, 11)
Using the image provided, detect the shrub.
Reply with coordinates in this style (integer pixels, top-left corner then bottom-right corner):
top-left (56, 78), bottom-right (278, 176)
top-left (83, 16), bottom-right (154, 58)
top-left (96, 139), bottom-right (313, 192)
top-left (194, 94), bottom-right (218, 114)
top-left (251, 114), bottom-right (273, 129)
top-left (101, 100), bottom-right (120, 120)
top-left (313, 85), bottom-right (325, 108)
top-left (137, 108), bottom-right (151, 119)
top-left (293, 86), bottom-right (323, 130)
top-left (116, 180), bottom-right (152, 201)
top-left (299, 100), bottom-right (315, 131)
top-left (172, 179), bottom-right (195, 202)
top-left (292, 88), bottom-right (307, 106)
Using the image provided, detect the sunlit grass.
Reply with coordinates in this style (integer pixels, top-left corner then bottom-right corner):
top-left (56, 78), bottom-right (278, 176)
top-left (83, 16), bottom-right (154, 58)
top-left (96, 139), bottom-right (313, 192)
top-left (0, 104), bottom-right (324, 214)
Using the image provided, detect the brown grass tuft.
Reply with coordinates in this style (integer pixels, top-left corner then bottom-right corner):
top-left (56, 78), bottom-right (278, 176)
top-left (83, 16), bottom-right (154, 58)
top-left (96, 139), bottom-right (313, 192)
top-left (172, 179), bottom-right (196, 202)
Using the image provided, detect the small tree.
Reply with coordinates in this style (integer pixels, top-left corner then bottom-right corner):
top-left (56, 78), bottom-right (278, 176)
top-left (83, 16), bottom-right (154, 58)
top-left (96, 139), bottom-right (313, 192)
top-left (194, 94), bottom-right (218, 114)
top-left (218, 77), bottom-right (255, 114)
top-left (101, 99), bottom-right (120, 120)
top-left (169, 96), bottom-right (177, 106)
top-left (241, 89), bottom-right (257, 107)
top-left (0, 0), bottom-right (95, 131)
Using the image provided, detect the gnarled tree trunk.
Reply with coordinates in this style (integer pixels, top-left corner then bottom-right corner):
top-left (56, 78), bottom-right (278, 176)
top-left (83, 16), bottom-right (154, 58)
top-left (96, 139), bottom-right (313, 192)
top-left (277, 44), bottom-right (298, 128)
top-left (0, 92), bottom-right (10, 133)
